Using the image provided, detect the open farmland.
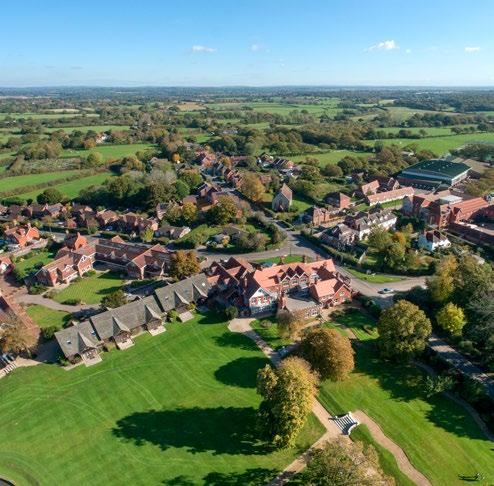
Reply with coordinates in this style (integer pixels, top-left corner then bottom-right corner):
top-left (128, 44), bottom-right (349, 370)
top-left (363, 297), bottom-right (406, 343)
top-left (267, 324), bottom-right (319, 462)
top-left (0, 170), bottom-right (82, 192)
top-left (18, 171), bottom-right (114, 200)
top-left (291, 149), bottom-right (367, 166)
top-left (44, 125), bottom-right (131, 133)
top-left (62, 143), bottom-right (156, 161)
top-left (0, 312), bottom-right (323, 485)
top-left (366, 132), bottom-right (494, 155)
top-left (0, 112), bottom-right (99, 120)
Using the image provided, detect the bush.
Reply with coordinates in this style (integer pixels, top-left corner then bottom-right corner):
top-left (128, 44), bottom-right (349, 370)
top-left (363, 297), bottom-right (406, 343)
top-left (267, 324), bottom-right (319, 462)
top-left (63, 298), bottom-right (82, 306)
top-left (29, 283), bottom-right (47, 295)
top-left (168, 309), bottom-right (178, 321)
top-left (85, 270), bottom-right (96, 277)
top-left (224, 306), bottom-right (238, 320)
top-left (42, 325), bottom-right (59, 340)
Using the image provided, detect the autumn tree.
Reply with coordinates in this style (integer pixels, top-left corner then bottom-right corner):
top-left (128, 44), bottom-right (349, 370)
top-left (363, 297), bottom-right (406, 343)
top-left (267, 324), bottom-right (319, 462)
top-left (37, 188), bottom-right (63, 205)
top-left (378, 300), bottom-right (432, 361)
top-left (208, 196), bottom-right (239, 225)
top-left (0, 313), bottom-right (33, 355)
top-left (240, 172), bottom-right (265, 202)
top-left (182, 202), bottom-right (198, 225)
top-left (257, 357), bottom-right (319, 448)
top-left (140, 227), bottom-right (155, 243)
top-left (427, 256), bottom-right (457, 304)
top-left (301, 328), bottom-right (354, 381)
top-left (436, 302), bottom-right (466, 337)
top-left (101, 290), bottom-right (127, 309)
top-left (170, 250), bottom-right (200, 280)
top-left (302, 437), bottom-right (394, 486)
top-left (276, 309), bottom-right (305, 340)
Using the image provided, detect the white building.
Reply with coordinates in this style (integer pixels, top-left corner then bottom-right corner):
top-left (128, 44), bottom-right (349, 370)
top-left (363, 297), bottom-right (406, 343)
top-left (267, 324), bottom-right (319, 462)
top-left (418, 230), bottom-right (451, 252)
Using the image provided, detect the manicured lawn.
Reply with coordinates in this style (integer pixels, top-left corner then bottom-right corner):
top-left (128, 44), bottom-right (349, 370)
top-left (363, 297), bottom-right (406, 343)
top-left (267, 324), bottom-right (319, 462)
top-left (13, 249), bottom-right (55, 276)
top-left (26, 304), bottom-right (71, 331)
top-left (19, 172), bottom-right (114, 200)
top-left (318, 340), bottom-right (494, 484)
top-left (53, 271), bottom-right (126, 305)
top-left (330, 308), bottom-right (378, 341)
top-left (62, 143), bottom-right (156, 161)
top-left (0, 312), bottom-right (324, 485)
top-left (291, 195), bottom-right (312, 213)
top-left (253, 255), bottom-right (306, 265)
top-left (251, 319), bottom-right (292, 350)
top-left (345, 267), bottom-right (405, 283)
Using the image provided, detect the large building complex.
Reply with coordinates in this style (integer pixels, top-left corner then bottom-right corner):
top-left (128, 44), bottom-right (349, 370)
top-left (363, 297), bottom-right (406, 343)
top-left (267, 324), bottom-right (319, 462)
top-left (397, 159), bottom-right (470, 188)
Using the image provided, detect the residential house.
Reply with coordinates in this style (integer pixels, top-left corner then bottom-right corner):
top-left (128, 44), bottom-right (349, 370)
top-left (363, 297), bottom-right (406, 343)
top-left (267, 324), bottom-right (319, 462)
top-left (54, 321), bottom-right (102, 365)
top-left (320, 223), bottom-right (358, 250)
top-left (325, 192), bottom-right (351, 210)
top-left (156, 202), bottom-right (172, 221)
top-left (0, 256), bottom-right (13, 275)
top-left (303, 206), bottom-right (339, 226)
top-left (4, 224), bottom-right (40, 249)
top-left (272, 184), bottom-right (292, 212)
top-left (344, 210), bottom-right (397, 239)
top-left (366, 186), bottom-right (414, 206)
top-left (96, 209), bottom-right (119, 229)
top-left (207, 257), bottom-right (352, 318)
top-left (359, 180), bottom-right (380, 197)
top-left (156, 224), bottom-right (191, 240)
top-left (64, 232), bottom-right (88, 250)
top-left (418, 230), bottom-right (451, 252)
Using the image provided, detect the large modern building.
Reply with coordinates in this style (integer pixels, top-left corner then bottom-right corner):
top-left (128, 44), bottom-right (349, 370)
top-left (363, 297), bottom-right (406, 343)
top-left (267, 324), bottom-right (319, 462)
top-left (397, 159), bottom-right (470, 188)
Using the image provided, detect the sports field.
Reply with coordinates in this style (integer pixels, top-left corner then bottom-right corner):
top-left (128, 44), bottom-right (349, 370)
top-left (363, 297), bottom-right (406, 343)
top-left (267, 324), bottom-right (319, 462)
top-left (0, 312), bottom-right (323, 485)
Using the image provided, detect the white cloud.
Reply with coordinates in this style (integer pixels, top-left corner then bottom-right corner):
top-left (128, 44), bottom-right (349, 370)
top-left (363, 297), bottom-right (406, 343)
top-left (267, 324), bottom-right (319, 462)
top-left (250, 43), bottom-right (261, 52)
top-left (465, 46), bottom-right (481, 53)
top-left (366, 40), bottom-right (399, 52)
top-left (191, 45), bottom-right (217, 53)
top-left (405, 49), bottom-right (412, 54)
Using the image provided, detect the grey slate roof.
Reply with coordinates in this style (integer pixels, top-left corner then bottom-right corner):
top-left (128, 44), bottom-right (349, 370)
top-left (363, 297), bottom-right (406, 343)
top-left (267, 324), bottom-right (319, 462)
top-left (55, 321), bottom-right (99, 358)
top-left (90, 295), bottom-right (163, 341)
top-left (154, 273), bottom-right (211, 311)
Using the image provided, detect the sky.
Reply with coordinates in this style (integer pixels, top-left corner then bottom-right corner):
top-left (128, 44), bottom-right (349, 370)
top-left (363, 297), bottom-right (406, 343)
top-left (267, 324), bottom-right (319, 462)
top-left (1, 0), bottom-right (494, 87)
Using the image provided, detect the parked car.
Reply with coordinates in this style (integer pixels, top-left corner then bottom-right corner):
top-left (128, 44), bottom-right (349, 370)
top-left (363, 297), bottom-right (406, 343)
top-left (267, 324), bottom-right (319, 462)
top-left (378, 288), bottom-right (394, 294)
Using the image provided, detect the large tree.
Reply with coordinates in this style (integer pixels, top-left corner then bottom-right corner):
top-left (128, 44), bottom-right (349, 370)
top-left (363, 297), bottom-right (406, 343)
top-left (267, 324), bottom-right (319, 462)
top-left (302, 438), bottom-right (393, 486)
top-left (240, 172), bottom-right (265, 202)
top-left (301, 328), bottom-right (354, 381)
top-left (170, 250), bottom-right (200, 280)
top-left (436, 302), bottom-right (466, 337)
top-left (276, 310), bottom-right (305, 341)
top-left (208, 196), bottom-right (239, 225)
top-left (427, 256), bottom-right (457, 304)
top-left (37, 188), bottom-right (63, 205)
top-left (101, 290), bottom-right (127, 309)
top-left (257, 356), bottom-right (319, 448)
top-left (378, 300), bottom-right (432, 361)
top-left (0, 313), bottom-right (33, 355)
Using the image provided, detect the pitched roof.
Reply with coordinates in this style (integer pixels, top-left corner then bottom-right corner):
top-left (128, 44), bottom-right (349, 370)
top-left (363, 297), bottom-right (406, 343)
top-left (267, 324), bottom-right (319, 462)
top-left (55, 321), bottom-right (99, 358)
top-left (154, 273), bottom-right (211, 311)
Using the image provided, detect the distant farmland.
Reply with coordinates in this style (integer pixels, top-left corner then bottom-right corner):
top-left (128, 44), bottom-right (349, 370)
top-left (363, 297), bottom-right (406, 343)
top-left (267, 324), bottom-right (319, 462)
top-left (63, 143), bottom-right (156, 161)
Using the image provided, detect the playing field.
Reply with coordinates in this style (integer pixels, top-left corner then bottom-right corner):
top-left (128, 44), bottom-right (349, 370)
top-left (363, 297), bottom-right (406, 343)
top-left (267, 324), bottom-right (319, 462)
top-left (0, 312), bottom-right (323, 485)
top-left (291, 149), bottom-right (366, 166)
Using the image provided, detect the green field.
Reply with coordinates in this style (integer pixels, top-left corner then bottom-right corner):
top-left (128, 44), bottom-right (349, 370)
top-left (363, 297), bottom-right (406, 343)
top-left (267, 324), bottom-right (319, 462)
top-left (0, 312), bottom-right (323, 485)
top-left (26, 304), bottom-right (71, 331)
top-left (367, 132), bottom-right (494, 155)
top-left (291, 150), bottom-right (367, 167)
top-left (0, 170), bottom-right (82, 193)
top-left (45, 125), bottom-right (131, 134)
top-left (18, 172), bottom-right (114, 200)
top-left (330, 308), bottom-right (379, 341)
top-left (0, 112), bottom-right (99, 120)
top-left (253, 255), bottom-right (305, 265)
top-left (53, 271), bottom-right (126, 305)
top-left (250, 319), bottom-right (292, 351)
top-left (62, 143), bottom-right (156, 161)
top-left (345, 267), bottom-right (405, 283)
top-left (318, 339), bottom-right (494, 484)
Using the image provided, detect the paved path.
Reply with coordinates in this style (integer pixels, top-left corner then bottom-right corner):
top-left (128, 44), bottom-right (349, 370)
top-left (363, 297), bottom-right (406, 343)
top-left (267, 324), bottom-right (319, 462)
top-left (228, 318), bottom-right (426, 486)
top-left (352, 410), bottom-right (432, 486)
top-left (15, 293), bottom-right (99, 313)
top-left (428, 334), bottom-right (494, 399)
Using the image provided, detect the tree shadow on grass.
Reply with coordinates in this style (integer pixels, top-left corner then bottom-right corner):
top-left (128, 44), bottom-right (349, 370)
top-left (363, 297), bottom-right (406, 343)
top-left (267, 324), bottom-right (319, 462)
top-left (214, 332), bottom-right (260, 351)
top-left (162, 468), bottom-right (278, 486)
top-left (113, 406), bottom-right (269, 455)
top-left (215, 357), bottom-right (268, 388)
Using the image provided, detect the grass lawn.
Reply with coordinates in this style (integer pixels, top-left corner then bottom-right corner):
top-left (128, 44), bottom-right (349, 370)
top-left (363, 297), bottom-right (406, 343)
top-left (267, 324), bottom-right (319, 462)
top-left (291, 150), bottom-right (367, 167)
top-left (345, 267), bottom-right (405, 283)
top-left (251, 319), bottom-right (292, 351)
top-left (253, 255), bottom-right (306, 265)
top-left (19, 172), bottom-right (114, 201)
top-left (53, 271), bottom-right (126, 305)
top-left (62, 143), bottom-right (156, 161)
top-left (13, 249), bottom-right (55, 276)
top-left (0, 170), bottom-right (82, 193)
top-left (291, 195), bottom-right (312, 213)
top-left (318, 339), bottom-right (494, 484)
top-left (0, 312), bottom-right (324, 485)
top-left (330, 308), bottom-right (379, 341)
top-left (26, 304), bottom-right (71, 331)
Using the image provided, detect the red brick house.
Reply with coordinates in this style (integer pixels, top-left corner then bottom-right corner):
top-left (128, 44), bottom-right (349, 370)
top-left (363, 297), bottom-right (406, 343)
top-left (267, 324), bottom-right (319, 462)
top-left (325, 192), bottom-right (351, 210)
top-left (4, 224), bottom-right (40, 248)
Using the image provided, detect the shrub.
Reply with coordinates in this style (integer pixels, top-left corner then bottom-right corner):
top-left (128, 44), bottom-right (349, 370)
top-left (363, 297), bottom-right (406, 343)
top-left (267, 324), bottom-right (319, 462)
top-left (224, 306), bottom-right (238, 320)
top-left (63, 298), bottom-right (82, 306)
top-left (168, 309), bottom-right (178, 321)
top-left (42, 325), bottom-right (59, 340)
top-left (29, 283), bottom-right (47, 295)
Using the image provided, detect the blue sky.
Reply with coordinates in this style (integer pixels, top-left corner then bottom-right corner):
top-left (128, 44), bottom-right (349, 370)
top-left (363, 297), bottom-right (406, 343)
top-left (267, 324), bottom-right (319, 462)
top-left (1, 0), bottom-right (493, 87)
